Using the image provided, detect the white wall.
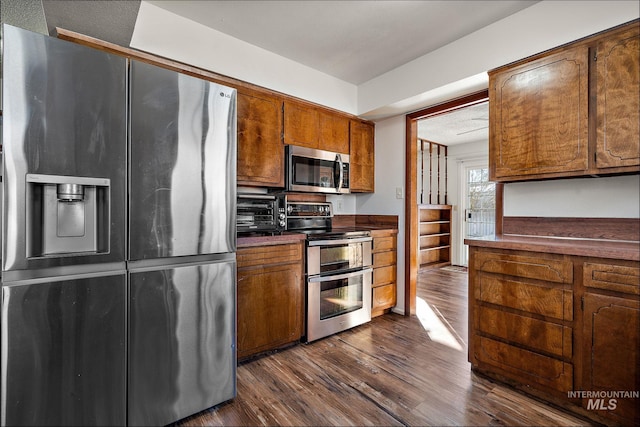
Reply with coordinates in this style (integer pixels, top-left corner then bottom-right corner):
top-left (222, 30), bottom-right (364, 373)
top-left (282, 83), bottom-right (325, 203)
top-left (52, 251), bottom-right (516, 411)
top-left (504, 176), bottom-right (640, 218)
top-left (356, 115), bottom-right (406, 314)
top-left (326, 194), bottom-right (357, 215)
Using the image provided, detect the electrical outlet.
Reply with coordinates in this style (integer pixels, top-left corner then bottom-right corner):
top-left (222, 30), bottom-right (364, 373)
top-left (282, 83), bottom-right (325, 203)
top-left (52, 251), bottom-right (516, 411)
top-left (337, 200), bottom-right (343, 211)
top-left (395, 187), bottom-right (403, 199)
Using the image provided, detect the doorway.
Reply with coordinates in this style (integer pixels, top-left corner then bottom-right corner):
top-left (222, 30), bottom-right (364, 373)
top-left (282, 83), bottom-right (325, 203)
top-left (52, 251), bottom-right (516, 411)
top-left (459, 161), bottom-right (495, 266)
top-left (404, 90), bottom-right (488, 315)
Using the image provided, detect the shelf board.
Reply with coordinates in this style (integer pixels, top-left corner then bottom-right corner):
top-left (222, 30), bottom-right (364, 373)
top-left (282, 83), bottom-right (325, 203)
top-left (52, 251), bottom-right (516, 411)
top-left (420, 220), bottom-right (450, 225)
top-left (420, 232), bottom-right (450, 237)
top-left (419, 245), bottom-right (451, 252)
top-left (419, 260), bottom-right (451, 270)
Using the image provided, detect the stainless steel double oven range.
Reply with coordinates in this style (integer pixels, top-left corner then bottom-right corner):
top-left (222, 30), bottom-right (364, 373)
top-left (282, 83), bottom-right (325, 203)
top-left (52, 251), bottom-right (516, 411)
top-left (286, 201), bottom-right (373, 342)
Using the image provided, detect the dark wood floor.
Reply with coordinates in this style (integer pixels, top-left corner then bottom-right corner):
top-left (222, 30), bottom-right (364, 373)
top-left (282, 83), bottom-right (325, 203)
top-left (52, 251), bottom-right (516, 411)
top-left (174, 266), bottom-right (593, 426)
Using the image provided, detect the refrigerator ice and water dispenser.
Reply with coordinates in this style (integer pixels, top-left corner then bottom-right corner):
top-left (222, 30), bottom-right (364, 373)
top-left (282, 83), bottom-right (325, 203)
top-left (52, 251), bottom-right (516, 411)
top-left (25, 174), bottom-right (111, 257)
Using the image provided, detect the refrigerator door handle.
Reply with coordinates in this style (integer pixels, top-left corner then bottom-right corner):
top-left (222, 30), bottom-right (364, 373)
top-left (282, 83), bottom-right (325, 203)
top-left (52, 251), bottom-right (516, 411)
top-left (127, 253), bottom-right (236, 273)
top-left (1, 262), bottom-right (127, 285)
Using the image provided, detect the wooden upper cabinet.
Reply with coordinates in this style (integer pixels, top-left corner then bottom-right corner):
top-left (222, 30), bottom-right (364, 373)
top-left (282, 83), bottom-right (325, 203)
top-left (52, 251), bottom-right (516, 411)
top-left (319, 111), bottom-right (350, 154)
top-left (283, 100), bottom-right (350, 154)
top-left (237, 88), bottom-right (284, 187)
top-left (489, 45), bottom-right (590, 181)
top-left (349, 119), bottom-right (375, 193)
top-left (595, 23), bottom-right (640, 170)
top-left (489, 19), bottom-right (639, 182)
top-left (283, 100), bottom-right (319, 149)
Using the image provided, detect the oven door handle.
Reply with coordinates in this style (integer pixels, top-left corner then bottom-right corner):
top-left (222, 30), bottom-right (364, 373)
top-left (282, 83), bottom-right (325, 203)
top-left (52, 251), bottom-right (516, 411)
top-left (308, 268), bottom-right (373, 283)
top-left (307, 236), bottom-right (372, 247)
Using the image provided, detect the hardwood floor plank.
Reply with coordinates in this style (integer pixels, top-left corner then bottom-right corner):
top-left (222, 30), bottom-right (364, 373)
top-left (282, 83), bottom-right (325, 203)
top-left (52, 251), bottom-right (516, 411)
top-left (173, 267), bottom-right (593, 427)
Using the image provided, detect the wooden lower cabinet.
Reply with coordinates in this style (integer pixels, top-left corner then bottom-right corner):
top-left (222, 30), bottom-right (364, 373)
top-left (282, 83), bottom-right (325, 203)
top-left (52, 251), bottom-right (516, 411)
top-left (470, 248), bottom-right (574, 396)
top-left (237, 242), bottom-right (304, 359)
top-left (582, 263), bottom-right (640, 425)
top-left (468, 246), bottom-right (640, 425)
top-left (371, 229), bottom-right (397, 317)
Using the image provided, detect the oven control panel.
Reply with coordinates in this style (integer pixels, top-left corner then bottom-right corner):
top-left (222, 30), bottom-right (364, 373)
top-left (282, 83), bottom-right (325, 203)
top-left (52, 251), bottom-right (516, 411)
top-left (286, 202), bottom-right (333, 218)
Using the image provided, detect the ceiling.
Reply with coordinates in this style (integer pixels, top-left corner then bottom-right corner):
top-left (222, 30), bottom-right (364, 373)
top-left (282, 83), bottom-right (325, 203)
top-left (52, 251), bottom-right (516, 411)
top-left (5, 0), bottom-right (540, 146)
top-left (146, 1), bottom-right (538, 85)
top-left (417, 101), bottom-right (489, 146)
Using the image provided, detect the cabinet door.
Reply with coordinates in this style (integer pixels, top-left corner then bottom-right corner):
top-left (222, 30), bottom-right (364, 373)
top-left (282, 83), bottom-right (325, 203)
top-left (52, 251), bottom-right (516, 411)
top-left (283, 100), bottom-right (319, 149)
top-left (237, 263), bottom-right (303, 359)
top-left (595, 24), bottom-right (640, 170)
top-left (237, 89), bottom-right (284, 187)
top-left (350, 120), bottom-right (375, 192)
top-left (319, 111), bottom-right (350, 154)
top-left (372, 283), bottom-right (396, 316)
top-left (237, 243), bottom-right (304, 359)
top-left (489, 46), bottom-right (589, 181)
top-left (583, 293), bottom-right (639, 424)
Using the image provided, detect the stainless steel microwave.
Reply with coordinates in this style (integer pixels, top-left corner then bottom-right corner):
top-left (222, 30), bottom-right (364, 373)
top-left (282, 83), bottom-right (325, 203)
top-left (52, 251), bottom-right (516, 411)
top-left (285, 145), bottom-right (350, 194)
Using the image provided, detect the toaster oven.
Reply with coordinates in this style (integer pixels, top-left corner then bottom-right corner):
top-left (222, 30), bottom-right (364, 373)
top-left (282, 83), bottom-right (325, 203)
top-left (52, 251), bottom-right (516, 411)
top-left (237, 194), bottom-right (285, 234)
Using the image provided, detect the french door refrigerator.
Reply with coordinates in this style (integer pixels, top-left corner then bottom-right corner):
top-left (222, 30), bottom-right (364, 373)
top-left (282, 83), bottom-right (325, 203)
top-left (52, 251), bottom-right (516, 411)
top-left (1, 25), bottom-right (237, 427)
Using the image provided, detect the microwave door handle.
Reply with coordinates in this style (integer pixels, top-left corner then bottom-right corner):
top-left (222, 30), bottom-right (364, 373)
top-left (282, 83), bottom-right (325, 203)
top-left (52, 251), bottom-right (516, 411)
top-left (335, 153), bottom-right (344, 192)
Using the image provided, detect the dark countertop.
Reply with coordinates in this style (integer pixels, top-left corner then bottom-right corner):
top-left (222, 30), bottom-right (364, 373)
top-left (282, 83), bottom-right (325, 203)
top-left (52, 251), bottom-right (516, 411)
top-left (334, 225), bottom-right (398, 232)
top-left (465, 235), bottom-right (640, 261)
top-left (237, 232), bottom-right (307, 248)
top-left (237, 224), bottom-right (398, 248)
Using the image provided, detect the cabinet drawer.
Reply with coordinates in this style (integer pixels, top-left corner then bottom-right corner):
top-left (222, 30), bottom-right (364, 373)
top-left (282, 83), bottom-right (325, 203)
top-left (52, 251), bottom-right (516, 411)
top-left (373, 265), bottom-right (396, 287)
top-left (584, 262), bottom-right (640, 296)
top-left (372, 283), bottom-right (396, 314)
top-left (477, 306), bottom-right (572, 358)
top-left (373, 250), bottom-right (396, 268)
top-left (474, 335), bottom-right (573, 393)
top-left (238, 243), bottom-right (302, 268)
top-left (373, 236), bottom-right (396, 253)
top-left (474, 251), bottom-right (573, 284)
top-left (476, 275), bottom-right (573, 321)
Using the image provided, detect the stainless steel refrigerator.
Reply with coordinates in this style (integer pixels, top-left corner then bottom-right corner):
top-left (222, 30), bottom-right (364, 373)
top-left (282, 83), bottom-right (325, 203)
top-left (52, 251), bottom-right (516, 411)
top-left (1, 25), bottom-right (237, 426)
